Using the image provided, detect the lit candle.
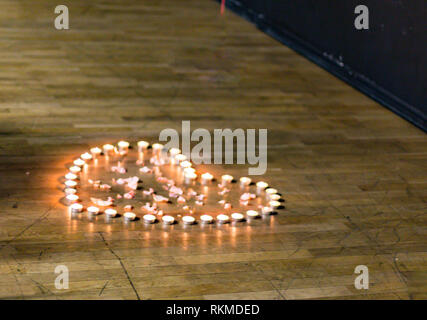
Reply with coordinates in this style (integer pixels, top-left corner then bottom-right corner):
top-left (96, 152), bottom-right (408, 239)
top-left (90, 147), bottom-right (102, 157)
top-left (65, 180), bottom-right (78, 188)
top-left (162, 215), bottom-right (175, 225)
top-left (182, 216), bottom-right (195, 225)
top-left (261, 206), bottom-right (273, 215)
top-left (200, 214), bottom-right (213, 224)
top-left (65, 172), bottom-right (77, 180)
top-left (174, 154), bottom-right (187, 165)
top-left (69, 203), bottom-right (83, 214)
top-left (152, 143), bottom-right (164, 153)
top-left (81, 152), bottom-right (93, 161)
top-left (104, 208), bottom-right (117, 217)
top-left (118, 141), bottom-right (130, 152)
top-left (143, 214), bottom-right (156, 224)
top-left (169, 148), bottom-right (181, 157)
top-left (246, 210), bottom-right (260, 219)
top-left (221, 175), bottom-right (233, 185)
top-left (231, 212), bottom-right (244, 222)
top-left (201, 173), bottom-right (213, 185)
top-left (124, 212), bottom-right (136, 221)
top-left (256, 181), bottom-right (268, 193)
top-left (64, 188), bottom-right (77, 195)
top-left (180, 160), bottom-right (192, 169)
top-left (265, 188), bottom-right (278, 196)
top-left (183, 167), bottom-right (196, 175)
top-left (269, 200), bottom-right (281, 209)
top-left (216, 214), bottom-right (230, 224)
top-left (87, 206), bottom-right (100, 215)
top-left (66, 194), bottom-right (79, 203)
top-left (138, 140), bottom-right (149, 151)
top-left (103, 144), bottom-right (114, 154)
top-left (239, 177), bottom-right (251, 187)
top-left (69, 166), bottom-right (81, 174)
top-left (269, 194), bottom-right (281, 201)
top-left (184, 172), bottom-right (197, 184)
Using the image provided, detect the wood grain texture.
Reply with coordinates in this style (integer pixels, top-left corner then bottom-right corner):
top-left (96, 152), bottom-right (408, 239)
top-left (0, 0), bottom-right (426, 300)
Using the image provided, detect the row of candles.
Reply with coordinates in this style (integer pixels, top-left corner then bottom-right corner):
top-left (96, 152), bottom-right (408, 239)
top-left (63, 140), bottom-right (283, 226)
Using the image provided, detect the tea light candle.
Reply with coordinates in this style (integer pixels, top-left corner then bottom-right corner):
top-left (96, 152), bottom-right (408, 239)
top-left (169, 148), bottom-right (181, 157)
top-left (65, 172), bottom-right (77, 180)
top-left (118, 141), bottom-right (130, 151)
top-left (180, 161), bottom-right (192, 169)
top-left (65, 180), bottom-right (77, 188)
top-left (184, 172), bottom-right (197, 184)
top-left (246, 210), bottom-right (260, 219)
top-left (269, 194), bottom-right (281, 201)
top-left (221, 175), bottom-right (233, 185)
top-left (124, 212), bottom-right (136, 221)
top-left (231, 212), bottom-right (244, 222)
top-left (152, 143), bottom-right (164, 153)
top-left (182, 216), bottom-right (195, 225)
top-left (200, 214), bottom-right (213, 224)
top-left (69, 203), bottom-right (83, 214)
top-left (183, 167), bottom-right (196, 175)
top-left (256, 181), bottom-right (268, 193)
top-left (73, 159), bottom-right (85, 167)
top-left (143, 214), bottom-right (156, 224)
top-left (174, 154), bottom-right (187, 165)
top-left (69, 166), bottom-right (81, 174)
top-left (81, 152), bottom-right (93, 161)
top-left (269, 200), bottom-right (281, 209)
top-left (103, 144), bottom-right (114, 154)
top-left (64, 188), bottom-right (77, 195)
top-left (266, 188), bottom-right (278, 196)
top-left (162, 215), bottom-right (175, 225)
top-left (138, 140), bottom-right (149, 151)
top-left (240, 177), bottom-right (251, 187)
top-left (90, 147), bottom-right (102, 157)
top-left (87, 206), bottom-right (100, 215)
top-left (201, 173), bottom-right (213, 184)
top-left (66, 194), bottom-right (79, 203)
top-left (261, 206), bottom-right (273, 215)
top-left (104, 208), bottom-right (117, 217)
top-left (217, 214), bottom-right (230, 224)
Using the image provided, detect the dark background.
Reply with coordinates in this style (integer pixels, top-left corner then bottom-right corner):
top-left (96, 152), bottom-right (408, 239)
top-left (221, 0), bottom-right (426, 131)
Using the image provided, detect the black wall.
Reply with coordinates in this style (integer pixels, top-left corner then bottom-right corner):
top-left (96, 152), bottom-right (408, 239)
top-left (221, 0), bottom-right (426, 131)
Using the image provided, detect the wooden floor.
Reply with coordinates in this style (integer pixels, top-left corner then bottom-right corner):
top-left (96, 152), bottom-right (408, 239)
top-left (1, 0), bottom-right (426, 300)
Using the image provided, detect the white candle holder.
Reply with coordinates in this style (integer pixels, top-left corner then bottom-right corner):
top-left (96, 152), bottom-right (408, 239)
top-left (201, 173), bottom-right (213, 185)
top-left (256, 181), bottom-right (268, 194)
top-left (104, 208), bottom-right (117, 217)
top-left (118, 141), bottom-right (130, 152)
top-left (103, 144), bottom-right (114, 154)
top-left (231, 212), bottom-right (244, 222)
top-left (137, 141), bottom-right (149, 152)
top-left (184, 172), bottom-right (197, 184)
top-left (124, 212), bottom-right (136, 221)
top-left (261, 206), bottom-right (273, 215)
top-left (90, 147), bottom-right (102, 158)
top-left (269, 200), bottom-right (281, 209)
top-left (152, 143), bottom-right (164, 153)
top-left (64, 180), bottom-right (78, 188)
top-left (239, 177), bottom-right (251, 187)
top-left (169, 148), bottom-right (181, 158)
top-left (221, 175), bottom-right (233, 185)
top-left (269, 194), bottom-right (281, 201)
top-left (174, 154), bottom-right (187, 165)
top-left (73, 159), bottom-right (85, 167)
top-left (87, 206), bottom-right (100, 215)
top-left (64, 188), bottom-right (77, 195)
top-left (246, 210), bottom-right (260, 219)
top-left (81, 152), bottom-right (93, 161)
top-left (65, 172), bottom-right (78, 180)
top-left (66, 194), bottom-right (79, 204)
top-left (69, 166), bottom-right (81, 174)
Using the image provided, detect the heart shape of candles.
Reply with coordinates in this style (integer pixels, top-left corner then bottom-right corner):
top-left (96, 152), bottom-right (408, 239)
top-left (60, 140), bottom-right (284, 228)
